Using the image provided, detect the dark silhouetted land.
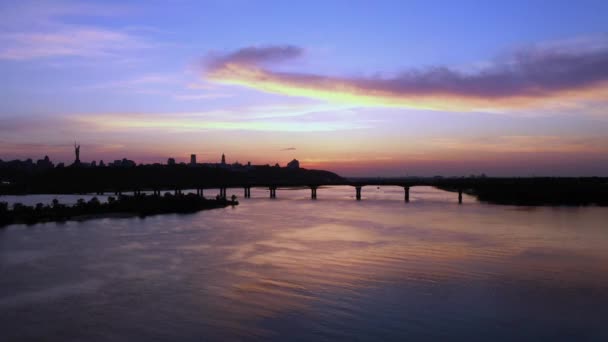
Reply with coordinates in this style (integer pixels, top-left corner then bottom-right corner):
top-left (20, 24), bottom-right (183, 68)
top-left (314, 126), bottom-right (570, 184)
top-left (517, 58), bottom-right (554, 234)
top-left (0, 159), bottom-right (344, 194)
top-left (438, 177), bottom-right (608, 206)
top-left (1, 157), bottom-right (607, 206)
top-left (0, 193), bottom-right (237, 228)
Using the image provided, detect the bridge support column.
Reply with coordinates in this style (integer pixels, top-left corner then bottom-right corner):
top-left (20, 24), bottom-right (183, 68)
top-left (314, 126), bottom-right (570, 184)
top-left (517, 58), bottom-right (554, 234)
top-left (310, 186), bottom-right (317, 200)
top-left (219, 187), bottom-right (227, 198)
top-left (244, 187), bottom-right (251, 198)
top-left (269, 186), bottom-right (277, 198)
top-left (404, 186), bottom-right (410, 202)
top-left (355, 186), bottom-right (362, 200)
top-left (458, 189), bottom-right (463, 204)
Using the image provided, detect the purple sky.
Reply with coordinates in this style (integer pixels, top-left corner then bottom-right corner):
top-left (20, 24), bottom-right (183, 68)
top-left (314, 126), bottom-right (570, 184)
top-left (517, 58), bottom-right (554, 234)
top-left (1, 0), bottom-right (608, 176)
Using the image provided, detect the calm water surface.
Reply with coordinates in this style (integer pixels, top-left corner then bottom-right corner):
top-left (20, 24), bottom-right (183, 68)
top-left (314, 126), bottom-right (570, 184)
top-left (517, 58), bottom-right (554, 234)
top-left (1, 186), bottom-right (607, 341)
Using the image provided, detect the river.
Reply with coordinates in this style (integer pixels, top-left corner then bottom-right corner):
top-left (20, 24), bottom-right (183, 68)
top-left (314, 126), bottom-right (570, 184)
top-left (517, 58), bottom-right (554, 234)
top-left (1, 186), bottom-right (607, 341)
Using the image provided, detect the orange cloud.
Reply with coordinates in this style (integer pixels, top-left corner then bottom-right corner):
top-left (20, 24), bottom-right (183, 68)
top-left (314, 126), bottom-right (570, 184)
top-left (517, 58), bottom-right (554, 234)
top-left (204, 40), bottom-right (608, 112)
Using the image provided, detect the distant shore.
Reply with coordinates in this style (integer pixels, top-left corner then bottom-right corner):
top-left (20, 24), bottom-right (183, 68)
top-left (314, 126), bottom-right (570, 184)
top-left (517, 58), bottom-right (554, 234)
top-left (438, 178), bottom-right (608, 206)
top-left (0, 193), bottom-right (238, 228)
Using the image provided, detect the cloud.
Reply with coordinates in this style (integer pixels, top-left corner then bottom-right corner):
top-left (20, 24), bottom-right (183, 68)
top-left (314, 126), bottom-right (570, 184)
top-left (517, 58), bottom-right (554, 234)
top-left (0, 2), bottom-right (156, 60)
top-left (204, 39), bottom-right (608, 112)
top-left (71, 104), bottom-right (372, 133)
top-left (77, 73), bottom-right (182, 92)
top-left (207, 45), bottom-right (303, 69)
top-left (281, 147), bottom-right (296, 151)
top-left (425, 135), bottom-right (608, 154)
top-left (76, 114), bottom-right (368, 132)
top-left (172, 93), bottom-right (233, 101)
top-left (0, 28), bottom-right (154, 60)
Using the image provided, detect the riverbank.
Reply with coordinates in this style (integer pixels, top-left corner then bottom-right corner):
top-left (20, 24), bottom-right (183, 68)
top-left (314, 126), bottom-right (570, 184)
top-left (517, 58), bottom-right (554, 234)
top-left (0, 193), bottom-right (238, 227)
top-left (438, 178), bottom-right (608, 206)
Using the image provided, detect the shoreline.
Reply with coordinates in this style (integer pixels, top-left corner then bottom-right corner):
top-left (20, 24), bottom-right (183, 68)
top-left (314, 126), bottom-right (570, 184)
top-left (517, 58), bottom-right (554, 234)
top-left (0, 194), bottom-right (238, 228)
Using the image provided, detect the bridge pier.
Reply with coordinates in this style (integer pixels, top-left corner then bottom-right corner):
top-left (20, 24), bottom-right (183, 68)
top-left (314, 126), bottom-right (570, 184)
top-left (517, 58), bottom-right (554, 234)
top-left (196, 188), bottom-right (204, 197)
top-left (244, 187), bottom-right (251, 198)
top-left (404, 186), bottom-right (410, 202)
top-left (310, 186), bottom-right (317, 199)
top-left (219, 187), bottom-right (227, 198)
top-left (269, 186), bottom-right (277, 198)
top-left (458, 189), bottom-right (463, 204)
top-left (355, 186), bottom-right (362, 200)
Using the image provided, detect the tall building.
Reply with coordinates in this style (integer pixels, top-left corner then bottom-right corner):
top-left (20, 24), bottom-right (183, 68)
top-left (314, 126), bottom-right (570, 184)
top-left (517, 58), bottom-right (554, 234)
top-left (167, 158), bottom-right (176, 166)
top-left (190, 154), bottom-right (197, 165)
top-left (221, 153), bottom-right (226, 165)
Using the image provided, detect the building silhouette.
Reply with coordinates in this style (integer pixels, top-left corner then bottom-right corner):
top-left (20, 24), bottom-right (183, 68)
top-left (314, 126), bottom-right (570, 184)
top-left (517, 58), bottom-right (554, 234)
top-left (190, 154), bottom-right (197, 165)
top-left (221, 153), bottom-right (226, 165)
top-left (287, 159), bottom-right (300, 169)
top-left (36, 155), bottom-right (54, 169)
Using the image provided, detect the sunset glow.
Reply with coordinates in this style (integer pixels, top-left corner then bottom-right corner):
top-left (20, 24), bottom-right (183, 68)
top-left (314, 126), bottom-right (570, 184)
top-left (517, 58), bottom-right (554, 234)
top-left (1, 1), bottom-right (608, 176)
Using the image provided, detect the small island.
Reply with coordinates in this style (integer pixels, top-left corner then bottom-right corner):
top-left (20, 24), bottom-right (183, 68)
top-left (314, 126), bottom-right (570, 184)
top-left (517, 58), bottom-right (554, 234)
top-left (0, 193), bottom-right (238, 228)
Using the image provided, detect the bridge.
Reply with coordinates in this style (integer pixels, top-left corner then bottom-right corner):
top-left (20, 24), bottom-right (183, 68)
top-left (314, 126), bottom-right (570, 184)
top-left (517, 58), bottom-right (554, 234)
top-left (97, 176), bottom-right (608, 207)
top-left (100, 178), bottom-right (471, 203)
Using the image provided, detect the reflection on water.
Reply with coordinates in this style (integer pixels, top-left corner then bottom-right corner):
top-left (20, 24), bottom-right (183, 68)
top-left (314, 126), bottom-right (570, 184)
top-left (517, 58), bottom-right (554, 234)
top-left (1, 186), bottom-right (607, 341)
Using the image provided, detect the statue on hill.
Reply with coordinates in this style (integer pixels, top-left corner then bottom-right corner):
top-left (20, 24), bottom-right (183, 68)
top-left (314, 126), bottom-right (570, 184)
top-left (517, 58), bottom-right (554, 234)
top-left (74, 143), bottom-right (81, 164)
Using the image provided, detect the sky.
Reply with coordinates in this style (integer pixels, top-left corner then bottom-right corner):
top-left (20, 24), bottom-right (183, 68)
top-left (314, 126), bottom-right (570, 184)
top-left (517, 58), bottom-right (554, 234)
top-left (1, 0), bottom-right (608, 176)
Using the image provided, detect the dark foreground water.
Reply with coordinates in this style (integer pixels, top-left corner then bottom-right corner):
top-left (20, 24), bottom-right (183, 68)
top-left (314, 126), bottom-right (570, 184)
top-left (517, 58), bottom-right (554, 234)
top-left (1, 186), bottom-right (608, 341)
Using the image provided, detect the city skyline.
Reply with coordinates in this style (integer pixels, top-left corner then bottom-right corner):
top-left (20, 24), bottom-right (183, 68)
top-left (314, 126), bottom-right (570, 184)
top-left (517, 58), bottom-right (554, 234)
top-left (2, 0), bottom-right (608, 176)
